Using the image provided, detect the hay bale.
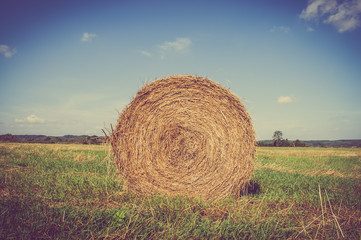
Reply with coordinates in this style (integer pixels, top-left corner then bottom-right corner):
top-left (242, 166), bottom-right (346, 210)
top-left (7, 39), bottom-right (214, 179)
top-left (110, 75), bottom-right (256, 200)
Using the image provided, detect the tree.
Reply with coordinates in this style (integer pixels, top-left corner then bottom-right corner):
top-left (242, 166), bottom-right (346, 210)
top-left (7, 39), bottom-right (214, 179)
top-left (294, 139), bottom-right (306, 147)
top-left (273, 130), bottom-right (283, 147)
top-left (280, 138), bottom-right (292, 147)
top-left (1, 134), bottom-right (16, 142)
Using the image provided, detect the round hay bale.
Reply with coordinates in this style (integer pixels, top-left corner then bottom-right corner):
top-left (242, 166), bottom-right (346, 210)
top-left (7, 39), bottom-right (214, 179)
top-left (110, 75), bottom-right (256, 200)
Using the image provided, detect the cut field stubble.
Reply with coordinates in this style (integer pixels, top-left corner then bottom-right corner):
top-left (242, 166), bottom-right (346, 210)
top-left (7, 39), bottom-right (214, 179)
top-left (0, 143), bottom-right (360, 239)
top-left (110, 75), bottom-right (256, 201)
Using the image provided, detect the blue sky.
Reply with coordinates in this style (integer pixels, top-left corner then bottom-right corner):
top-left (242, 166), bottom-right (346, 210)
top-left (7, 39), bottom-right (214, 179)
top-left (1, 0), bottom-right (360, 140)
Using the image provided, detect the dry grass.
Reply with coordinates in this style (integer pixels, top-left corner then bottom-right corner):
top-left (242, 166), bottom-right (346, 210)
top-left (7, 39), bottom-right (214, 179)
top-left (0, 142), bottom-right (107, 152)
top-left (74, 153), bottom-right (96, 162)
top-left (257, 147), bottom-right (361, 158)
top-left (1, 143), bottom-right (360, 239)
top-left (110, 75), bottom-right (256, 201)
top-left (259, 163), bottom-right (360, 178)
top-left (256, 147), bottom-right (361, 179)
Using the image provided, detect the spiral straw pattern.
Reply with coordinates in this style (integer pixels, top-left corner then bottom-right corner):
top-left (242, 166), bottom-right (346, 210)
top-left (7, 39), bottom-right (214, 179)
top-left (111, 75), bottom-right (256, 200)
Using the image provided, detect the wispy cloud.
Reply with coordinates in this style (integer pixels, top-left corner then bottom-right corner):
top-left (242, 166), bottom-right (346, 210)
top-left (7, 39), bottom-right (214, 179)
top-left (300, 0), bottom-right (337, 20)
top-left (277, 96), bottom-right (293, 104)
top-left (0, 45), bottom-right (17, 58)
top-left (139, 50), bottom-right (151, 56)
top-left (15, 115), bottom-right (45, 123)
top-left (81, 32), bottom-right (97, 42)
top-left (300, 0), bottom-right (361, 33)
top-left (159, 37), bottom-right (191, 58)
top-left (7, 95), bottom-right (128, 135)
top-left (270, 26), bottom-right (291, 33)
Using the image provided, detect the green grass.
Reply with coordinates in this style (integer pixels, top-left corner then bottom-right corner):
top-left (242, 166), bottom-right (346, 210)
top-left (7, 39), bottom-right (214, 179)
top-left (0, 143), bottom-right (360, 239)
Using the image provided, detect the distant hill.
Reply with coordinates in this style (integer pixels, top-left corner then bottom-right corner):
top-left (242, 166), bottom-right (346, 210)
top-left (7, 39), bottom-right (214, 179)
top-left (258, 139), bottom-right (361, 148)
top-left (302, 139), bottom-right (361, 148)
top-left (0, 134), bottom-right (106, 145)
top-left (1, 134), bottom-right (360, 147)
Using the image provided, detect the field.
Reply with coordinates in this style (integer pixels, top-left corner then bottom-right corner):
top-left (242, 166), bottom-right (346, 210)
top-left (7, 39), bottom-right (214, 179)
top-left (0, 143), bottom-right (360, 239)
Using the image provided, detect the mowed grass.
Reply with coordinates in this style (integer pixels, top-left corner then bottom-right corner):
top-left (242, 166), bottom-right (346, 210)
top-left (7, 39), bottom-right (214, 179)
top-left (0, 143), bottom-right (360, 239)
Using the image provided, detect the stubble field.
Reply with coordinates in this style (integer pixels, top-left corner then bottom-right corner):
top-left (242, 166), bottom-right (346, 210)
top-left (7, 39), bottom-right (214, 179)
top-left (0, 143), bottom-right (360, 239)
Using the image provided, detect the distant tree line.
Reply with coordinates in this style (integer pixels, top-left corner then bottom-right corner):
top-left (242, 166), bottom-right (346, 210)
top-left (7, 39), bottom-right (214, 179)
top-left (2, 132), bottom-right (360, 147)
top-left (0, 134), bottom-right (106, 145)
top-left (257, 130), bottom-right (306, 147)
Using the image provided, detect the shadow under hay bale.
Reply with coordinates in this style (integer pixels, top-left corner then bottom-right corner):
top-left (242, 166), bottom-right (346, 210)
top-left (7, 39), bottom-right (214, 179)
top-left (241, 180), bottom-right (261, 196)
top-left (110, 75), bottom-right (256, 201)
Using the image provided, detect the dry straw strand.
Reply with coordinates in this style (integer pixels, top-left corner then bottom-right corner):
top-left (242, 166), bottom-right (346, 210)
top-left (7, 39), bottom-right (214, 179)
top-left (110, 75), bottom-right (256, 201)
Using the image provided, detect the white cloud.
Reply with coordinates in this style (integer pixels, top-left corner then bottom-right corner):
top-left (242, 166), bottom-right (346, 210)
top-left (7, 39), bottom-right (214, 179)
top-left (306, 27), bottom-right (315, 32)
top-left (270, 26), bottom-right (291, 33)
top-left (0, 45), bottom-right (17, 58)
top-left (300, 0), bottom-right (361, 32)
top-left (300, 0), bottom-right (337, 20)
top-left (277, 96), bottom-right (293, 104)
top-left (15, 115), bottom-right (45, 123)
top-left (1, 94), bottom-right (130, 135)
top-left (159, 37), bottom-right (191, 58)
top-left (139, 50), bottom-right (151, 56)
top-left (81, 32), bottom-right (97, 42)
